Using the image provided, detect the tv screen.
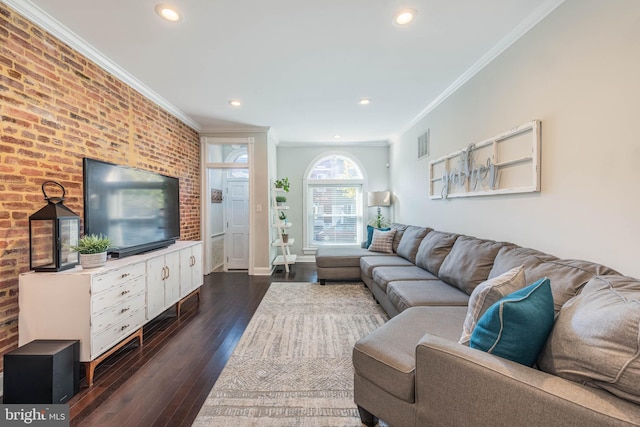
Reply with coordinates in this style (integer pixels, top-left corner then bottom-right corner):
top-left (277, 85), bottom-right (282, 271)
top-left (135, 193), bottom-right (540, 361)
top-left (83, 158), bottom-right (180, 257)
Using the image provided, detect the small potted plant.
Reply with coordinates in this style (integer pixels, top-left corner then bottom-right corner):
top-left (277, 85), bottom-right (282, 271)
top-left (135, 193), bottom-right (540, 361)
top-left (275, 195), bottom-right (287, 206)
top-left (281, 230), bottom-right (289, 244)
top-left (274, 177), bottom-right (290, 192)
top-left (368, 211), bottom-right (390, 229)
top-left (278, 211), bottom-right (287, 223)
top-left (71, 233), bottom-right (112, 269)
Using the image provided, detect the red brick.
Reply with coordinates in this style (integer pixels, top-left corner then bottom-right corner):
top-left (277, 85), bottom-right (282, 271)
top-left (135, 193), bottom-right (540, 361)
top-left (0, 15), bottom-right (30, 41)
top-left (4, 106), bottom-right (39, 124)
top-left (1, 135), bottom-right (33, 147)
top-left (0, 74), bottom-right (23, 92)
top-left (16, 148), bottom-right (46, 159)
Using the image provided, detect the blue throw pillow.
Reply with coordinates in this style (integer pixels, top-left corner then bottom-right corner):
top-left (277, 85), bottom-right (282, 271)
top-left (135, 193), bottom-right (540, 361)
top-left (470, 277), bottom-right (554, 366)
top-left (366, 225), bottom-right (390, 248)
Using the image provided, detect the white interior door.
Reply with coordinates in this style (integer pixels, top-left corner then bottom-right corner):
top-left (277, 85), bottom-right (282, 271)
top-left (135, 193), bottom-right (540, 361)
top-left (225, 179), bottom-right (249, 269)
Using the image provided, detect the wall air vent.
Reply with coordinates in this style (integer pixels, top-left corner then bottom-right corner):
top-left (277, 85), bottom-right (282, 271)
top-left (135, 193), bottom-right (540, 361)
top-left (418, 129), bottom-right (430, 159)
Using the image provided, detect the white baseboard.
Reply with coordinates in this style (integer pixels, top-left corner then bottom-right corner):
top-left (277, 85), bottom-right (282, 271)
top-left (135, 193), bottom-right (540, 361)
top-left (252, 267), bottom-right (273, 276)
top-left (296, 256), bottom-right (315, 263)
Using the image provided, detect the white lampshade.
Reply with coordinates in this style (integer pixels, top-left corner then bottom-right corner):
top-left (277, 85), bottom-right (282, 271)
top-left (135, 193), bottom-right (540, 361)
top-left (368, 191), bottom-right (391, 207)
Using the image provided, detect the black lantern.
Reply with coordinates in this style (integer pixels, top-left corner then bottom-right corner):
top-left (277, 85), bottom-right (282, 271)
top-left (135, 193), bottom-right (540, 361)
top-left (29, 181), bottom-right (80, 272)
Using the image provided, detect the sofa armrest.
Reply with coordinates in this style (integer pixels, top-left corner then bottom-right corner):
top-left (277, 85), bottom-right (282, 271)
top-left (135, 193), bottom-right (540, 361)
top-left (415, 334), bottom-right (640, 427)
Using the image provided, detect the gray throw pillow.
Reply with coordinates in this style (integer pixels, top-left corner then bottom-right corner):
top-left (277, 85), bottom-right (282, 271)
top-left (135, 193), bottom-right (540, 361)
top-left (538, 275), bottom-right (640, 404)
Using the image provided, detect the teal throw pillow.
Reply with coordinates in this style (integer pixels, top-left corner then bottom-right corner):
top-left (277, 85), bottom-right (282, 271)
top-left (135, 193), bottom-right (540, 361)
top-left (366, 225), bottom-right (390, 248)
top-left (470, 277), bottom-right (554, 366)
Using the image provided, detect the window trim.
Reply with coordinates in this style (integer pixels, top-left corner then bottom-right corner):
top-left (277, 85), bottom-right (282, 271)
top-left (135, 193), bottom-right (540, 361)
top-left (302, 152), bottom-right (368, 252)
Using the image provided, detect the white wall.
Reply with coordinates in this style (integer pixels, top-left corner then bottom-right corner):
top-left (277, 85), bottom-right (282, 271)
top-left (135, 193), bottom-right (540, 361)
top-left (277, 144), bottom-right (390, 255)
top-left (391, 0), bottom-right (640, 278)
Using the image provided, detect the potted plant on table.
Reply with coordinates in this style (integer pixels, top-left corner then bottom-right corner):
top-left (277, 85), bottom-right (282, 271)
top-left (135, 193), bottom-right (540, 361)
top-left (276, 195), bottom-right (287, 206)
top-left (368, 211), bottom-right (390, 229)
top-left (281, 230), bottom-right (289, 244)
top-left (71, 234), bottom-right (112, 269)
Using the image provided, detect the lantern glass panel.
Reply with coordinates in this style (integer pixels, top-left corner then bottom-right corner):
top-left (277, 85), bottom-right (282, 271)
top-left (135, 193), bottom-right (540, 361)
top-left (60, 218), bottom-right (79, 269)
top-left (30, 219), bottom-right (54, 270)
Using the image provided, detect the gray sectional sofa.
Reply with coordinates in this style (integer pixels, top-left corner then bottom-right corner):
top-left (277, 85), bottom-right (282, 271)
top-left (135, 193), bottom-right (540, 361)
top-left (315, 223), bottom-right (640, 426)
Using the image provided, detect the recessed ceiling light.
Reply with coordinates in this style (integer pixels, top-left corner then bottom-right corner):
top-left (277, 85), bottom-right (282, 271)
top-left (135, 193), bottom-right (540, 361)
top-left (393, 8), bottom-right (418, 26)
top-left (358, 98), bottom-right (371, 105)
top-left (228, 100), bottom-right (241, 107)
top-left (334, 135), bottom-right (341, 139)
top-left (155, 4), bottom-right (181, 22)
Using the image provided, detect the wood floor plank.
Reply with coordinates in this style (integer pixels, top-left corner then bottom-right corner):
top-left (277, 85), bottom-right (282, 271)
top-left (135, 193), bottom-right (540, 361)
top-left (61, 262), bottom-right (317, 426)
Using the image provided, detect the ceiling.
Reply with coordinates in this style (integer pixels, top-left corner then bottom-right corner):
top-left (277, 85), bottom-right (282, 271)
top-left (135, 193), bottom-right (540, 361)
top-left (8, 0), bottom-right (562, 144)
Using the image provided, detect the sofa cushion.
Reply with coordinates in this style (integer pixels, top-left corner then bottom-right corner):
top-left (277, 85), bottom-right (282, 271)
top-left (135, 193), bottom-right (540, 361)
top-left (488, 246), bottom-right (619, 313)
top-left (365, 225), bottom-right (390, 248)
top-left (388, 281), bottom-right (469, 312)
top-left (315, 246), bottom-right (388, 269)
top-left (353, 306), bottom-right (467, 403)
top-left (372, 266), bottom-right (439, 292)
top-left (390, 223), bottom-right (409, 253)
top-left (360, 255), bottom-right (412, 279)
top-left (538, 275), bottom-right (640, 404)
top-left (368, 228), bottom-right (396, 253)
top-left (438, 236), bottom-right (506, 295)
top-left (396, 226), bottom-right (431, 263)
top-left (488, 246), bottom-right (558, 279)
top-left (535, 259), bottom-right (620, 313)
top-left (414, 231), bottom-right (459, 276)
top-left (470, 278), bottom-right (555, 367)
top-left (459, 265), bottom-right (526, 345)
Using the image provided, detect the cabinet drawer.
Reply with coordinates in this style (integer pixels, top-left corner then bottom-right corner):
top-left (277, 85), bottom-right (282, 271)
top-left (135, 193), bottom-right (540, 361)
top-left (91, 276), bottom-right (146, 315)
top-left (91, 290), bottom-right (145, 335)
top-left (91, 307), bottom-right (146, 358)
top-left (92, 262), bottom-right (145, 294)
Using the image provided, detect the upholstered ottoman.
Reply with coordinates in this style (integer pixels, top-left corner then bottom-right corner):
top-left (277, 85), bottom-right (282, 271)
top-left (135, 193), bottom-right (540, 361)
top-left (315, 246), bottom-right (388, 284)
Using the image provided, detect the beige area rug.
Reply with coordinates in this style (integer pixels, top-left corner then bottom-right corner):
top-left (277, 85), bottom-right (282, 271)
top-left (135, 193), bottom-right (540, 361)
top-left (193, 282), bottom-right (388, 427)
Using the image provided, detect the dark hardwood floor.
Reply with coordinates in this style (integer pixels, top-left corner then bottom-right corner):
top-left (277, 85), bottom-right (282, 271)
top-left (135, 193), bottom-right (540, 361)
top-left (66, 263), bottom-right (318, 426)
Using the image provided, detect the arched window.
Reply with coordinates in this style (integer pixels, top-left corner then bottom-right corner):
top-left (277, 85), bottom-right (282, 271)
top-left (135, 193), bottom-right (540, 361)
top-left (304, 154), bottom-right (365, 248)
top-left (225, 147), bottom-right (248, 178)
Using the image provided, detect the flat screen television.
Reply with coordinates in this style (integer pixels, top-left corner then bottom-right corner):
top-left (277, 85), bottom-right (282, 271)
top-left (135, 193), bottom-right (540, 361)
top-left (83, 158), bottom-right (180, 258)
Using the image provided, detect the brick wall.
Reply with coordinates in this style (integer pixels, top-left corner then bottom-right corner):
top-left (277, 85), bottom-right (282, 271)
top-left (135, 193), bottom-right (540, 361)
top-left (0, 4), bottom-right (201, 369)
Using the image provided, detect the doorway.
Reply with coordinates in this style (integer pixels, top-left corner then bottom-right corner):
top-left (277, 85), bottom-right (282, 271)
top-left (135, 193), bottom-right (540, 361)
top-left (201, 137), bottom-right (253, 274)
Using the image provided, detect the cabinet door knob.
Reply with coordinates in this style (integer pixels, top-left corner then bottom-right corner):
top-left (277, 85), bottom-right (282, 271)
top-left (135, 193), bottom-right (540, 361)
top-left (121, 307), bottom-right (130, 313)
top-left (121, 273), bottom-right (130, 279)
top-left (120, 324), bottom-right (129, 331)
top-left (121, 290), bottom-right (130, 295)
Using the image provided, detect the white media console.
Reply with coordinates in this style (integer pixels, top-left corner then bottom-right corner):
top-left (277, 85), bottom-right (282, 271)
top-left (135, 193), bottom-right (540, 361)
top-left (18, 240), bottom-right (203, 386)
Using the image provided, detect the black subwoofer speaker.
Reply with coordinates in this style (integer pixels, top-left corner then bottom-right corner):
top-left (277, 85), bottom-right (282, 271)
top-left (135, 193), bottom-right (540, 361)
top-left (3, 340), bottom-right (80, 404)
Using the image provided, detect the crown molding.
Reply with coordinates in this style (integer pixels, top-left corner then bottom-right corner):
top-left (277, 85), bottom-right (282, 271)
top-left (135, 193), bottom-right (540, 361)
top-left (399, 0), bottom-right (566, 135)
top-left (199, 125), bottom-right (271, 135)
top-left (2, 0), bottom-right (201, 131)
top-left (277, 140), bottom-right (390, 148)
